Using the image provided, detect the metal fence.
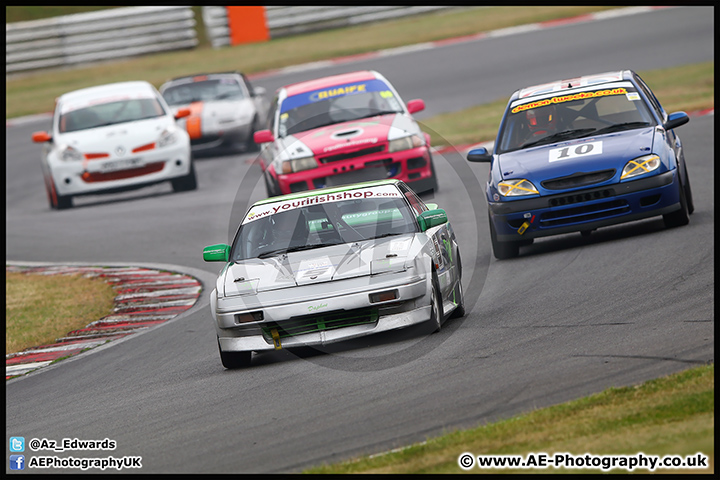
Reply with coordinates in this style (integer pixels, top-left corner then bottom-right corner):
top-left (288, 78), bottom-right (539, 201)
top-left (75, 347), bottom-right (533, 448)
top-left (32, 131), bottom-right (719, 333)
top-left (7, 6), bottom-right (456, 74)
top-left (6, 7), bottom-right (197, 74)
top-left (204, 6), bottom-right (453, 48)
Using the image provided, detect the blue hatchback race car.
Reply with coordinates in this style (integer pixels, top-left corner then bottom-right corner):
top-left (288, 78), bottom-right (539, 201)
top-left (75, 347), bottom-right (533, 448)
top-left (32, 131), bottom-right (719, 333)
top-left (467, 70), bottom-right (694, 259)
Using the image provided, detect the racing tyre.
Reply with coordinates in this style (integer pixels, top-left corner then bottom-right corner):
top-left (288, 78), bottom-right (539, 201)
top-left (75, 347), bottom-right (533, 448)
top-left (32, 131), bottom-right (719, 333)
top-left (428, 154), bottom-right (439, 193)
top-left (264, 171), bottom-right (280, 197)
top-left (450, 252), bottom-right (465, 319)
top-left (46, 178), bottom-right (72, 210)
top-left (246, 116), bottom-right (260, 152)
top-left (682, 161), bottom-right (695, 215)
top-left (489, 216), bottom-right (519, 260)
top-left (663, 176), bottom-right (690, 228)
top-left (429, 269), bottom-right (444, 333)
top-left (218, 339), bottom-right (252, 369)
top-left (171, 161), bottom-right (198, 193)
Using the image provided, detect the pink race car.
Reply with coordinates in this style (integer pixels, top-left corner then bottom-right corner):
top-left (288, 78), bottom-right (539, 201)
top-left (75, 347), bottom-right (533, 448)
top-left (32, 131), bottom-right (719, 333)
top-left (254, 70), bottom-right (438, 197)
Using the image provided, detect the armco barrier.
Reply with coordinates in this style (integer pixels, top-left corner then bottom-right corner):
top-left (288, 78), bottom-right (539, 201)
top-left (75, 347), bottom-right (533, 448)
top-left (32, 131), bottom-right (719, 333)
top-left (204, 6), bottom-right (457, 48)
top-left (6, 6), bottom-right (197, 75)
top-left (7, 7), bottom-right (460, 74)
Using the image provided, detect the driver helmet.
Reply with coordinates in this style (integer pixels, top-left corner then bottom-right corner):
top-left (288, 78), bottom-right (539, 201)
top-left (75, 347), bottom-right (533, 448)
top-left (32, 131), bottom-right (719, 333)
top-left (525, 104), bottom-right (556, 135)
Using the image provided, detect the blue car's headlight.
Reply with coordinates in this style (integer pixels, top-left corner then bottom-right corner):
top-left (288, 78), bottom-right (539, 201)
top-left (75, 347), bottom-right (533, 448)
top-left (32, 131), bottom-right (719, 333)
top-left (621, 154), bottom-right (660, 180)
top-left (497, 178), bottom-right (539, 196)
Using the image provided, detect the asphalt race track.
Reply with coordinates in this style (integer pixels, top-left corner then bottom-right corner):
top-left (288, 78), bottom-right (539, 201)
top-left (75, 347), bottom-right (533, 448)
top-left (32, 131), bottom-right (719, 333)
top-left (5, 7), bottom-right (714, 473)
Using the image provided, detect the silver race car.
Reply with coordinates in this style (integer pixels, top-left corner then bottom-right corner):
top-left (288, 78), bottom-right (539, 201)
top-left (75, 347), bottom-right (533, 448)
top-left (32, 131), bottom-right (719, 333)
top-left (203, 179), bottom-right (465, 368)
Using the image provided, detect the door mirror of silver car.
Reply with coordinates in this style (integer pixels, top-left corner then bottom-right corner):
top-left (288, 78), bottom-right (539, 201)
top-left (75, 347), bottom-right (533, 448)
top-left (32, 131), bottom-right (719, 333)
top-left (253, 86), bottom-right (266, 97)
top-left (664, 111), bottom-right (689, 131)
top-left (203, 244), bottom-right (230, 262)
top-left (417, 209), bottom-right (447, 231)
top-left (466, 147), bottom-right (492, 163)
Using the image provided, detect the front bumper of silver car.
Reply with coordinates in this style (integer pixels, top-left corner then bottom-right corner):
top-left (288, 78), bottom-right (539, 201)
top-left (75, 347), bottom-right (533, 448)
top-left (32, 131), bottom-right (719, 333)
top-left (215, 273), bottom-right (431, 352)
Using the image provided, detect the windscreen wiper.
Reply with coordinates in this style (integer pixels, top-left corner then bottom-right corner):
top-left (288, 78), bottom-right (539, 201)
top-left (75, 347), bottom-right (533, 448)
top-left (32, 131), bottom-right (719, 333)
top-left (589, 122), bottom-right (651, 135)
top-left (520, 128), bottom-right (597, 149)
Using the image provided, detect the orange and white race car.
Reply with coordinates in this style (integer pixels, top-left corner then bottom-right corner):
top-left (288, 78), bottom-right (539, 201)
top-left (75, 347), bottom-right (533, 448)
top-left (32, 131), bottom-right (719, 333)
top-left (160, 71), bottom-right (270, 154)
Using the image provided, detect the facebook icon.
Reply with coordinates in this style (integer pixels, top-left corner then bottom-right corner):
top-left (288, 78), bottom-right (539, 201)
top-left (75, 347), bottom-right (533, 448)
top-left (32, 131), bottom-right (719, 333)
top-left (10, 454), bottom-right (25, 470)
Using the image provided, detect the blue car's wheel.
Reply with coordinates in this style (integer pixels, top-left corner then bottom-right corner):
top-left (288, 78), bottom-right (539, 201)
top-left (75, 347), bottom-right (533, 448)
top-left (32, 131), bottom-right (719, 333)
top-left (489, 215), bottom-right (519, 260)
top-left (663, 176), bottom-right (690, 228)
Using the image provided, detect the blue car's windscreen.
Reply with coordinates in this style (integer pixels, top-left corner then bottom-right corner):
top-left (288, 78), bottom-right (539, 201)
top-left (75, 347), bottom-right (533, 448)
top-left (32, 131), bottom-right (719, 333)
top-left (496, 84), bottom-right (656, 154)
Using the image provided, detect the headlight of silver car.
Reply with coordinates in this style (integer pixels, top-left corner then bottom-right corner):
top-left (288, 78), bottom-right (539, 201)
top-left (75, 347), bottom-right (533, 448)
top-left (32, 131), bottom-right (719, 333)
top-left (388, 134), bottom-right (424, 153)
top-left (281, 156), bottom-right (317, 174)
top-left (497, 178), bottom-right (539, 196)
top-left (620, 154), bottom-right (661, 180)
top-left (60, 146), bottom-right (83, 162)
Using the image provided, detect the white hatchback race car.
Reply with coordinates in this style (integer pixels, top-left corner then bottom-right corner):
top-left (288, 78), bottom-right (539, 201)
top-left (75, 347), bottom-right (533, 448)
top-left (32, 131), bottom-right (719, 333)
top-left (203, 179), bottom-right (465, 368)
top-left (32, 81), bottom-right (196, 209)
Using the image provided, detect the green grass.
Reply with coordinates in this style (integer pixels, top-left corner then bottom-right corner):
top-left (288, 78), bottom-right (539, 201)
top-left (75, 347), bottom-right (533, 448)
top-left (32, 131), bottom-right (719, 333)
top-left (304, 364), bottom-right (714, 474)
top-left (5, 271), bottom-right (116, 353)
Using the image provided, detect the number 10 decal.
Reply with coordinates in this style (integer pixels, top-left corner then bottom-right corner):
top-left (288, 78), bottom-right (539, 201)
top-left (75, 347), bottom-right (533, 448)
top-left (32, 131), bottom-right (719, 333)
top-left (549, 141), bottom-right (603, 162)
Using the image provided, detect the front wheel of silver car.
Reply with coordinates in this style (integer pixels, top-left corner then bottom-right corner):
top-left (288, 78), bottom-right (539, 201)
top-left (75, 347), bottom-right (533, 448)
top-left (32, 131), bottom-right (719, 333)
top-left (430, 270), bottom-right (444, 333)
top-left (217, 339), bottom-right (252, 369)
top-left (450, 252), bottom-right (465, 319)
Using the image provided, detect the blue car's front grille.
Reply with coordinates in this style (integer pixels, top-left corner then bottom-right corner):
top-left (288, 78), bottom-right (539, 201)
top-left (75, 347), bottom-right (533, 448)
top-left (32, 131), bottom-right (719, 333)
top-left (549, 189), bottom-right (614, 207)
top-left (540, 199), bottom-right (630, 227)
top-left (541, 169), bottom-right (616, 190)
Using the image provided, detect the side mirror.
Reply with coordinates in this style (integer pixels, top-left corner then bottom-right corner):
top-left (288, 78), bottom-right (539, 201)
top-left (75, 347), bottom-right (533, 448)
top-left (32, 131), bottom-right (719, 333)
top-left (175, 108), bottom-right (191, 120)
top-left (253, 129), bottom-right (275, 144)
top-left (417, 208), bottom-right (447, 231)
top-left (32, 131), bottom-right (52, 143)
top-left (203, 244), bottom-right (230, 262)
top-left (253, 86), bottom-right (266, 97)
top-left (663, 111), bottom-right (689, 131)
top-left (406, 99), bottom-right (425, 115)
top-left (466, 147), bottom-right (492, 163)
